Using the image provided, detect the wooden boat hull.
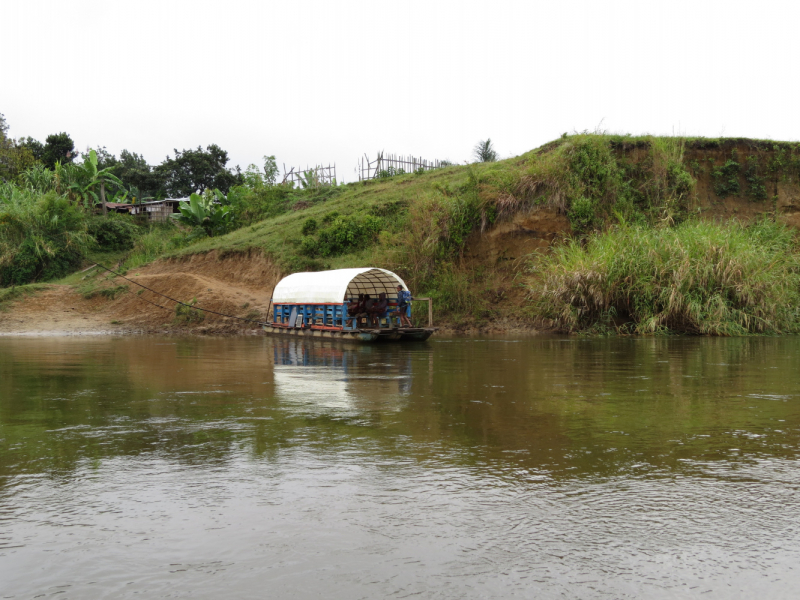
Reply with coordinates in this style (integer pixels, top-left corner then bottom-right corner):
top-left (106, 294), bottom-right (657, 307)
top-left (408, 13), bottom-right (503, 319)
top-left (262, 324), bottom-right (435, 343)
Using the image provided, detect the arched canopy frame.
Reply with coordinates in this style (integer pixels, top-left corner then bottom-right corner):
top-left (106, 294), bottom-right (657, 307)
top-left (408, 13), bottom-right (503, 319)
top-left (272, 268), bottom-right (408, 304)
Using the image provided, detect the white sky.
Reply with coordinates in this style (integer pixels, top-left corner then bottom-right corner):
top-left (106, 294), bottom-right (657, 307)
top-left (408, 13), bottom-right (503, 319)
top-left (2, 0), bottom-right (797, 182)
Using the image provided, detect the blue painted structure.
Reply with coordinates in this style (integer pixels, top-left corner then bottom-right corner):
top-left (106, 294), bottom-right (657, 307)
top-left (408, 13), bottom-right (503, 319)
top-left (272, 300), bottom-right (410, 331)
top-left (265, 267), bottom-right (432, 342)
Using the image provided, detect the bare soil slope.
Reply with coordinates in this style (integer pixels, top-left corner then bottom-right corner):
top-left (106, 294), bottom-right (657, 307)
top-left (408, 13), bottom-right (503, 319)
top-left (0, 250), bottom-right (280, 335)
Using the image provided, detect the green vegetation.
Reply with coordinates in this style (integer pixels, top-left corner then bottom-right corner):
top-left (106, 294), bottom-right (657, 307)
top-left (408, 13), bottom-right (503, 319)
top-left (712, 152), bottom-right (741, 198)
top-left (531, 219), bottom-right (800, 335)
top-left (172, 192), bottom-right (233, 237)
top-left (519, 135), bottom-right (695, 230)
top-left (299, 214), bottom-right (383, 258)
top-left (474, 139), bottom-right (498, 163)
top-left (174, 298), bottom-right (204, 324)
top-left (0, 191), bottom-right (93, 286)
top-left (5, 120), bottom-right (800, 334)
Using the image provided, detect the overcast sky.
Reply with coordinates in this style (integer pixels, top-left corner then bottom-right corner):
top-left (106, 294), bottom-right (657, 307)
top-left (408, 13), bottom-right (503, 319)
top-left (2, 0), bottom-right (797, 182)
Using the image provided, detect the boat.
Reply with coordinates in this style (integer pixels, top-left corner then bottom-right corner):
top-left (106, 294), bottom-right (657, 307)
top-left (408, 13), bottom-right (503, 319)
top-left (263, 267), bottom-right (436, 342)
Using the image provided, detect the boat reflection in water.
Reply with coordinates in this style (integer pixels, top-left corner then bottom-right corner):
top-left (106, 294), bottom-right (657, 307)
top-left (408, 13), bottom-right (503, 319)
top-left (272, 339), bottom-right (414, 415)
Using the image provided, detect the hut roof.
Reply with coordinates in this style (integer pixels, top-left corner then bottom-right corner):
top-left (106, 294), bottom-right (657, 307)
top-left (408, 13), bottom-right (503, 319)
top-left (272, 268), bottom-right (408, 304)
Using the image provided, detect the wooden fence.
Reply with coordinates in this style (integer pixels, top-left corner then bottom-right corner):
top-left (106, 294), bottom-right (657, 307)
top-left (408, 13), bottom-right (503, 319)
top-left (358, 152), bottom-right (448, 181)
top-left (282, 164), bottom-right (337, 188)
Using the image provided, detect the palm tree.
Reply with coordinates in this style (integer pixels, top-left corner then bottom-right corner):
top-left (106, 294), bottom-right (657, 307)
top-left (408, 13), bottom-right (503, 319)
top-left (473, 139), bottom-right (498, 163)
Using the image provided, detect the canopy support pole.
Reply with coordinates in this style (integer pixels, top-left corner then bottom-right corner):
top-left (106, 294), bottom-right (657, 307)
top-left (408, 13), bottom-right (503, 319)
top-left (416, 297), bottom-right (433, 327)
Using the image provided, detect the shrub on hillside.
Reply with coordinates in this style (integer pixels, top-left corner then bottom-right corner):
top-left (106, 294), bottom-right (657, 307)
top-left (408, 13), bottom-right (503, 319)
top-left (299, 214), bottom-right (383, 258)
top-left (530, 219), bottom-right (800, 335)
top-left (88, 215), bottom-right (140, 251)
top-left (0, 192), bottom-right (94, 286)
top-left (516, 135), bottom-right (696, 229)
top-left (227, 184), bottom-right (291, 225)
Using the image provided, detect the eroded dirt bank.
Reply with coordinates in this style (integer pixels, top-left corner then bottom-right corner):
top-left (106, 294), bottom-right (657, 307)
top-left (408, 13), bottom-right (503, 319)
top-left (0, 250), bottom-right (281, 336)
top-left (0, 248), bottom-right (544, 336)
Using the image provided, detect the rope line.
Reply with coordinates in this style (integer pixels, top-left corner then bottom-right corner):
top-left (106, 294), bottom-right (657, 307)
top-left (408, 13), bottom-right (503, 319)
top-left (87, 261), bottom-right (267, 326)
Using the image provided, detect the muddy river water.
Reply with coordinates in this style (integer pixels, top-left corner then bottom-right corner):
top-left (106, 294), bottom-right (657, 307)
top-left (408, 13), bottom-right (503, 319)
top-left (1, 335), bottom-right (800, 599)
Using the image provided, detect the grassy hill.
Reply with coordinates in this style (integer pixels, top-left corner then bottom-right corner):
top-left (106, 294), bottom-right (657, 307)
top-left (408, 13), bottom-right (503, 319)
top-left (145, 133), bottom-right (800, 330)
top-left (5, 133), bottom-right (800, 333)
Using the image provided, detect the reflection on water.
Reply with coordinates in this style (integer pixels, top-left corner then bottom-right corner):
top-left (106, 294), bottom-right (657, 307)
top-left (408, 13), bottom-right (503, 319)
top-left (1, 335), bottom-right (800, 599)
top-left (273, 340), bottom-right (413, 414)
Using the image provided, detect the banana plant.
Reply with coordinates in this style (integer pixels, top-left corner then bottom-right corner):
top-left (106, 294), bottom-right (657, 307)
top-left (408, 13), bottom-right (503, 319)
top-left (172, 192), bottom-right (233, 236)
top-left (65, 149), bottom-right (124, 211)
top-left (298, 167), bottom-right (320, 190)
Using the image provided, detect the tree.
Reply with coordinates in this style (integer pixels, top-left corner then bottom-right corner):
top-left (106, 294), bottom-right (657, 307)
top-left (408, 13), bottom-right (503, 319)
top-left (155, 144), bottom-right (240, 197)
top-left (43, 132), bottom-right (75, 169)
top-left (0, 114), bottom-right (38, 182)
top-left (113, 150), bottom-right (164, 201)
top-left (263, 155), bottom-right (278, 185)
top-left (473, 139), bottom-right (498, 163)
top-left (241, 156), bottom-right (278, 189)
top-left (18, 137), bottom-right (44, 161)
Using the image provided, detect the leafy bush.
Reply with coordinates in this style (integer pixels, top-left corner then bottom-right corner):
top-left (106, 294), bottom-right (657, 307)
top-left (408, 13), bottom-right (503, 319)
top-left (301, 218), bottom-right (318, 236)
top-left (299, 214), bottom-right (383, 258)
top-left (568, 196), bottom-right (596, 233)
top-left (226, 184), bottom-right (290, 225)
top-left (89, 216), bottom-right (139, 251)
top-left (531, 219), bottom-right (800, 335)
top-left (712, 155), bottom-right (741, 198)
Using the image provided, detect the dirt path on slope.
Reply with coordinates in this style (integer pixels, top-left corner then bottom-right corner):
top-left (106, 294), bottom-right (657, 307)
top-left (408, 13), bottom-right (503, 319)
top-left (0, 250), bottom-right (282, 336)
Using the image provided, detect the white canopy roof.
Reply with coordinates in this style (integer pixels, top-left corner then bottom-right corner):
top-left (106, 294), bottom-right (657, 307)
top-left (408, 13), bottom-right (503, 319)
top-left (272, 268), bottom-right (408, 304)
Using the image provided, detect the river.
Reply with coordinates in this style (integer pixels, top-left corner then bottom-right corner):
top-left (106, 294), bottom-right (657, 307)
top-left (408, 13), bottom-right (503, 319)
top-left (1, 335), bottom-right (799, 599)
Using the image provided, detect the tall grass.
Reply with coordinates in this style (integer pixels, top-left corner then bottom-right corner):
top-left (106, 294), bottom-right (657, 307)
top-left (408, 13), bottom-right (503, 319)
top-left (0, 191), bottom-right (95, 286)
top-left (122, 226), bottom-right (186, 271)
top-left (530, 219), bottom-right (800, 335)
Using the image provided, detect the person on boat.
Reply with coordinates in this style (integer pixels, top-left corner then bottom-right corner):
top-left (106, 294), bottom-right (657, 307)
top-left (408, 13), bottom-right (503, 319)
top-left (347, 294), bottom-right (364, 317)
top-left (358, 294), bottom-right (373, 327)
top-left (391, 285), bottom-right (413, 327)
top-left (345, 293), bottom-right (364, 327)
top-left (368, 292), bottom-right (389, 326)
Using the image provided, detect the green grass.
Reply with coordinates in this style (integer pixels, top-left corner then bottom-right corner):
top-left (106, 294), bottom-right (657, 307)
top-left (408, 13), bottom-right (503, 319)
top-left (530, 219), bottom-right (800, 335)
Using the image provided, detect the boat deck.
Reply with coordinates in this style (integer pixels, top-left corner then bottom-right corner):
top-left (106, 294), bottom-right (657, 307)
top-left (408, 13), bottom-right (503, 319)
top-left (262, 324), bottom-right (436, 342)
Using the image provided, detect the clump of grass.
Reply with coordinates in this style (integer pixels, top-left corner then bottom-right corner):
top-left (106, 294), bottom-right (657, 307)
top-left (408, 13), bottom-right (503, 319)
top-left (82, 284), bottom-right (128, 300)
top-left (243, 309), bottom-right (262, 321)
top-left (174, 298), bottom-right (204, 325)
top-left (530, 219), bottom-right (800, 335)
